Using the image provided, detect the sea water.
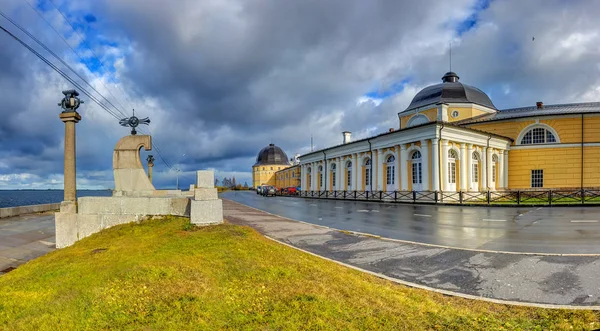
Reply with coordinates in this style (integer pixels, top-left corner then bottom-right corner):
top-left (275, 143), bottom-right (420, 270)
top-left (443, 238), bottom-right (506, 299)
top-left (0, 190), bottom-right (112, 208)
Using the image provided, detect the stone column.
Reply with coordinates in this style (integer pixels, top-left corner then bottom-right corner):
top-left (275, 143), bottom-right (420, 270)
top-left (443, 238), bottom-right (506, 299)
top-left (352, 154), bottom-right (358, 191)
top-left (356, 156), bottom-right (363, 191)
top-left (300, 165), bottom-right (305, 191)
top-left (460, 143), bottom-right (467, 191)
top-left (311, 162), bottom-right (316, 191)
top-left (336, 157), bottom-right (341, 190)
top-left (431, 139), bottom-right (440, 191)
top-left (377, 149), bottom-right (384, 191)
top-left (400, 145), bottom-right (408, 190)
top-left (503, 150), bottom-right (509, 188)
top-left (147, 161), bottom-right (154, 183)
top-left (60, 111), bottom-right (81, 205)
top-left (440, 140), bottom-right (449, 191)
top-left (487, 148), bottom-right (493, 190)
top-left (420, 140), bottom-right (429, 190)
top-left (466, 144), bottom-right (473, 191)
top-left (498, 151), bottom-right (505, 189)
top-left (482, 147), bottom-right (488, 190)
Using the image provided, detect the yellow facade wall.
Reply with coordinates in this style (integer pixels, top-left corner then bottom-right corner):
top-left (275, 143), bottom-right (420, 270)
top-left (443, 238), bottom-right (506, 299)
top-left (508, 146), bottom-right (600, 189)
top-left (253, 165), bottom-right (290, 188)
top-left (400, 107), bottom-right (437, 129)
top-left (446, 106), bottom-right (489, 123)
top-left (274, 165), bottom-right (301, 189)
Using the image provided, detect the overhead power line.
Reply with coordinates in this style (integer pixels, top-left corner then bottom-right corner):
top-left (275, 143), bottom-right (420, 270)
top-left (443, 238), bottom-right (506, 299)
top-left (0, 22), bottom-right (122, 120)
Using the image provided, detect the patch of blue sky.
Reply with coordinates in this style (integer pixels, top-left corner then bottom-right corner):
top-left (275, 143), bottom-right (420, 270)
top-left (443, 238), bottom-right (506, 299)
top-left (365, 78), bottom-right (411, 99)
top-left (455, 0), bottom-right (492, 36)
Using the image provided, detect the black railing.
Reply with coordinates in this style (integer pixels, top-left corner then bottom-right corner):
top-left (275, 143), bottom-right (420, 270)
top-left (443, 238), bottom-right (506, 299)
top-left (276, 189), bottom-right (600, 206)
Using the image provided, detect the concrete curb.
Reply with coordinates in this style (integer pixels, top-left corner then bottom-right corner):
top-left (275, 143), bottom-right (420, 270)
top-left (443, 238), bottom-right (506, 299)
top-left (0, 203), bottom-right (60, 219)
top-left (223, 199), bottom-right (600, 257)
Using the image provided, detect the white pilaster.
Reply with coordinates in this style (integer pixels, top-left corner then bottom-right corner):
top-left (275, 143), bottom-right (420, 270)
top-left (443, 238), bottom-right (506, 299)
top-left (440, 140), bottom-right (448, 191)
top-left (460, 143), bottom-right (467, 191)
top-left (487, 148), bottom-right (493, 190)
top-left (394, 146), bottom-right (400, 191)
top-left (466, 144), bottom-right (473, 191)
top-left (377, 149), bottom-right (384, 191)
top-left (503, 150), bottom-right (509, 188)
top-left (482, 147), bottom-right (488, 190)
top-left (312, 162), bottom-right (317, 191)
top-left (420, 140), bottom-right (429, 190)
top-left (431, 139), bottom-right (440, 191)
top-left (400, 145), bottom-right (408, 190)
top-left (498, 151), bottom-right (505, 189)
top-left (353, 154), bottom-right (358, 191)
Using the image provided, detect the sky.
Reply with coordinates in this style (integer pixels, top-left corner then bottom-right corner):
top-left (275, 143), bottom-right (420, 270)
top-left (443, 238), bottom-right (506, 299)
top-left (0, 0), bottom-right (599, 190)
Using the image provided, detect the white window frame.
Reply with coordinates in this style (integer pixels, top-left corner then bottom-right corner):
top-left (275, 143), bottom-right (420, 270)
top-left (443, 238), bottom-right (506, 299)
top-left (516, 124), bottom-right (560, 145)
top-left (531, 169), bottom-right (544, 188)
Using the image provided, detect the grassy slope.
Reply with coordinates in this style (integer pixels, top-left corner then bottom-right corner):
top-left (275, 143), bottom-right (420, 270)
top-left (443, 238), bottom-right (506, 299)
top-left (0, 217), bottom-right (598, 330)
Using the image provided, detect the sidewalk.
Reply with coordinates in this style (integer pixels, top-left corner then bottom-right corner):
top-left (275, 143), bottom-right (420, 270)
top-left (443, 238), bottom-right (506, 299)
top-left (0, 213), bottom-right (56, 276)
top-left (223, 199), bottom-right (600, 308)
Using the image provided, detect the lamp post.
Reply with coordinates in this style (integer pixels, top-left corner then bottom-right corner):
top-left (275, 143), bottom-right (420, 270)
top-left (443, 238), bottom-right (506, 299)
top-left (58, 90), bottom-right (83, 208)
top-left (146, 154), bottom-right (155, 183)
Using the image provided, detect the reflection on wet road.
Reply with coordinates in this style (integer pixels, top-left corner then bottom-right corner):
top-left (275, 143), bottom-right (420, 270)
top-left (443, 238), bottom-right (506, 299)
top-left (221, 191), bottom-right (600, 254)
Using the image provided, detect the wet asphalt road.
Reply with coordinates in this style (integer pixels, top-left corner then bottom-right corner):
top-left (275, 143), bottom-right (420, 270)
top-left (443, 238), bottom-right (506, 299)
top-left (221, 191), bottom-right (600, 254)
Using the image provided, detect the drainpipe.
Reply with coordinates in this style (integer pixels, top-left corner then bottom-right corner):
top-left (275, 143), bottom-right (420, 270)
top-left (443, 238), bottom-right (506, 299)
top-left (438, 123), bottom-right (445, 192)
top-left (486, 134), bottom-right (492, 190)
top-left (367, 139), bottom-right (373, 191)
top-left (581, 113), bottom-right (584, 190)
top-left (322, 151), bottom-right (327, 192)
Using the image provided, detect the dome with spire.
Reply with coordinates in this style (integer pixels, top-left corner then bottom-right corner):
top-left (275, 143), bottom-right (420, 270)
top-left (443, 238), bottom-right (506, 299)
top-left (402, 72), bottom-right (496, 113)
top-left (254, 143), bottom-right (291, 166)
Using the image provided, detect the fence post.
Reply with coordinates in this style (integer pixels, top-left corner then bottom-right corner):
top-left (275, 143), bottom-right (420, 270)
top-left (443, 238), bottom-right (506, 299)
top-left (582, 189), bottom-right (585, 204)
top-left (548, 190), bottom-right (552, 206)
top-left (434, 191), bottom-right (438, 203)
top-left (379, 191), bottom-right (383, 201)
top-left (459, 191), bottom-right (463, 204)
top-left (487, 191), bottom-right (491, 205)
top-left (394, 191), bottom-right (397, 202)
top-left (354, 191), bottom-right (357, 199)
top-left (517, 190), bottom-right (521, 205)
top-left (366, 191), bottom-right (369, 200)
top-left (412, 191), bottom-right (416, 203)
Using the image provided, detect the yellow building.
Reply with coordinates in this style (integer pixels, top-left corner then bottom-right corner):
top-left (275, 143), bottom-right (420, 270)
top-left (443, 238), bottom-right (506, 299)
top-left (275, 165), bottom-right (301, 189)
top-left (298, 71), bottom-right (600, 192)
top-left (252, 143), bottom-right (292, 188)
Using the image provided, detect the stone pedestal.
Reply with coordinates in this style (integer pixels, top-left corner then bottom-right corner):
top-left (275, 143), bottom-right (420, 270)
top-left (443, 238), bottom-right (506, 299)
top-left (60, 111), bottom-right (81, 203)
top-left (190, 170), bottom-right (223, 225)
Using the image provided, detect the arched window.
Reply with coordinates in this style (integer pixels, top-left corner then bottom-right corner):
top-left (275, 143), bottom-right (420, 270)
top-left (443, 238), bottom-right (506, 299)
top-left (386, 155), bottom-right (396, 186)
top-left (519, 126), bottom-right (558, 145)
top-left (411, 151), bottom-right (422, 187)
top-left (472, 152), bottom-right (480, 183)
top-left (318, 165), bottom-right (323, 188)
top-left (364, 158), bottom-right (372, 187)
top-left (406, 114), bottom-right (429, 128)
top-left (448, 149), bottom-right (458, 185)
top-left (307, 167), bottom-right (311, 174)
top-left (491, 154), bottom-right (499, 183)
top-left (331, 163), bottom-right (337, 187)
top-left (448, 149), bottom-right (458, 159)
top-left (346, 161), bottom-right (353, 187)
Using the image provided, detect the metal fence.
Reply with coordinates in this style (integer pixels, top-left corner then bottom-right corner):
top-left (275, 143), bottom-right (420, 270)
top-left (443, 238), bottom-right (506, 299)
top-left (275, 189), bottom-right (600, 206)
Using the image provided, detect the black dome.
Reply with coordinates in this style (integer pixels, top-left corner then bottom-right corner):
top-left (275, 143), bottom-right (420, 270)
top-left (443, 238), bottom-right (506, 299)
top-left (254, 143), bottom-right (290, 166)
top-left (403, 72), bottom-right (496, 113)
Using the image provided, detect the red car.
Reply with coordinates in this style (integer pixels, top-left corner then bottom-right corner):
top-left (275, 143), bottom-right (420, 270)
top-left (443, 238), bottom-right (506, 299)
top-left (286, 187), bottom-right (297, 195)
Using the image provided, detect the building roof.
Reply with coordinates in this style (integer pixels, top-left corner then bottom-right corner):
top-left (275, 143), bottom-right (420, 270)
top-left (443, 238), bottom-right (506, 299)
top-left (402, 72), bottom-right (497, 113)
top-left (299, 121), bottom-right (512, 159)
top-left (456, 102), bottom-right (600, 125)
top-left (254, 143), bottom-right (291, 166)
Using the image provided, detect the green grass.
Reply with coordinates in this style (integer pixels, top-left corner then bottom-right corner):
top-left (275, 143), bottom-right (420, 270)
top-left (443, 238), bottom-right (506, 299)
top-left (0, 217), bottom-right (598, 330)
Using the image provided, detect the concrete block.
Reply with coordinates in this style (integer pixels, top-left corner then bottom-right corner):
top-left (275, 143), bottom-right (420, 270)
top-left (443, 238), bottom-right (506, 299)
top-left (55, 212), bottom-right (79, 248)
top-left (190, 199), bottom-right (223, 225)
top-left (194, 188), bottom-right (218, 200)
top-left (190, 184), bottom-right (196, 191)
top-left (78, 197), bottom-right (122, 214)
top-left (169, 197), bottom-right (191, 216)
top-left (196, 170), bottom-right (215, 188)
top-left (101, 214), bottom-right (139, 229)
top-left (77, 214), bottom-right (101, 240)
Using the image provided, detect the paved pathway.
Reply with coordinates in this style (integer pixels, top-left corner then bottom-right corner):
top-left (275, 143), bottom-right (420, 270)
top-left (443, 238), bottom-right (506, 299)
top-left (0, 213), bottom-right (55, 276)
top-left (223, 198), bottom-right (600, 308)
top-left (222, 191), bottom-right (600, 254)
